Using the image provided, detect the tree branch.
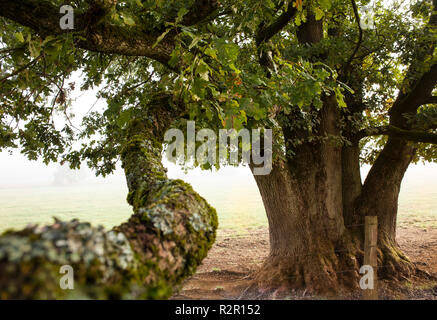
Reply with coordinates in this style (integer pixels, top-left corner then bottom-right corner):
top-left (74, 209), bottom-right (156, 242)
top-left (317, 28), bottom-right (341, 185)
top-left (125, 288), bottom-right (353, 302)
top-left (255, 2), bottom-right (298, 46)
top-left (388, 0), bottom-right (437, 124)
top-left (357, 125), bottom-right (437, 144)
top-left (389, 63), bottom-right (437, 124)
top-left (343, 0), bottom-right (363, 76)
top-left (0, 94), bottom-right (217, 299)
top-left (0, 45), bottom-right (25, 55)
top-left (0, 0), bottom-right (173, 64)
top-left (423, 96), bottom-right (437, 105)
top-left (0, 53), bottom-right (43, 84)
top-left (182, 0), bottom-right (220, 26)
top-left (0, 0), bottom-right (220, 68)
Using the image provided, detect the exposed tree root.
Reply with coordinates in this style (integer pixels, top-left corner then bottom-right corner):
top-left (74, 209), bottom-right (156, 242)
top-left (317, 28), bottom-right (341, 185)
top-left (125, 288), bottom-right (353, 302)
top-left (378, 238), bottom-right (424, 281)
top-left (240, 230), bottom-right (436, 298)
top-left (242, 237), bottom-right (364, 298)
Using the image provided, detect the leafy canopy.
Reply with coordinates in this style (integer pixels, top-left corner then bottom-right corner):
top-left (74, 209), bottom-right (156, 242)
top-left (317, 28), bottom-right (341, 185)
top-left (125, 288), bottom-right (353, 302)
top-left (0, 0), bottom-right (436, 175)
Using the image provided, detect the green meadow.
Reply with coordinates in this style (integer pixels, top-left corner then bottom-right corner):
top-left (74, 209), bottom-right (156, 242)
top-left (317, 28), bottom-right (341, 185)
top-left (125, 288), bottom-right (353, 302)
top-left (0, 164), bottom-right (436, 235)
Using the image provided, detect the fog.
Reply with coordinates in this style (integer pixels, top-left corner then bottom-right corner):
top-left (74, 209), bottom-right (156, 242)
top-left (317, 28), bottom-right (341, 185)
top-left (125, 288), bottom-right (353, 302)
top-left (0, 72), bottom-right (435, 232)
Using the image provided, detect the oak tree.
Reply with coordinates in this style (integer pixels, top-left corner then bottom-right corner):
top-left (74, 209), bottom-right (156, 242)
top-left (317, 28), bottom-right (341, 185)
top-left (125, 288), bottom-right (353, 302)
top-left (0, 0), bottom-right (436, 297)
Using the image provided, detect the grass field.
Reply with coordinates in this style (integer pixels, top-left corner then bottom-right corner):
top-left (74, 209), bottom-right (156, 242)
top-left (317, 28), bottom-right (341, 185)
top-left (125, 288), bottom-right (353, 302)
top-left (0, 164), bottom-right (436, 234)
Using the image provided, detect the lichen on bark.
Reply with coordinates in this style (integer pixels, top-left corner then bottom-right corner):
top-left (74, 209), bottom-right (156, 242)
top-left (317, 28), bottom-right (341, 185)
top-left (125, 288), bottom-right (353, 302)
top-left (0, 96), bottom-right (217, 299)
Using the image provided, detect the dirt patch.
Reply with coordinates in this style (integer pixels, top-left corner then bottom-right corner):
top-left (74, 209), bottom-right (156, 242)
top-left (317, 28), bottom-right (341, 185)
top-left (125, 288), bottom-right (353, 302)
top-left (397, 225), bottom-right (437, 274)
top-left (172, 226), bottom-right (437, 300)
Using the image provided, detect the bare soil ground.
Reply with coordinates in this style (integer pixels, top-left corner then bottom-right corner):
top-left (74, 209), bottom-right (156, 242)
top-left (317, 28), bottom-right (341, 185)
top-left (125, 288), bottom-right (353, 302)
top-left (172, 225), bottom-right (437, 300)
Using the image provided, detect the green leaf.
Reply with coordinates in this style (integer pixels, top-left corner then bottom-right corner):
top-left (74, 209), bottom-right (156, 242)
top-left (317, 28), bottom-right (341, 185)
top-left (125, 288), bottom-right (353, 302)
top-left (205, 47), bottom-right (217, 59)
top-left (122, 15), bottom-right (136, 26)
top-left (334, 87), bottom-right (347, 108)
top-left (116, 109), bottom-right (133, 127)
top-left (189, 36), bottom-right (202, 50)
top-left (177, 7), bottom-right (189, 23)
top-left (314, 7), bottom-right (324, 21)
top-left (295, 15), bottom-right (302, 26)
top-left (318, 0), bottom-right (332, 10)
top-left (196, 61), bottom-right (210, 81)
top-left (153, 29), bottom-right (172, 48)
top-left (28, 42), bottom-right (41, 58)
top-left (205, 106), bottom-right (213, 120)
top-left (192, 78), bottom-right (206, 100)
top-left (213, 39), bottom-right (239, 65)
top-left (15, 32), bottom-right (25, 43)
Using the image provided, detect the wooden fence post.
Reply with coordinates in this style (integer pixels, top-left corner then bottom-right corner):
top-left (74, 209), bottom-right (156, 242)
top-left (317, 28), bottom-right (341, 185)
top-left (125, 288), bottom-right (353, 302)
top-left (363, 216), bottom-right (378, 300)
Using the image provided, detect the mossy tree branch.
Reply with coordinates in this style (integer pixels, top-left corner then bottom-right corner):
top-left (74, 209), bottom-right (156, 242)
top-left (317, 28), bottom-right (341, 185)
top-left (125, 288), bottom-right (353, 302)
top-left (0, 0), bottom-right (220, 67)
top-left (0, 94), bottom-right (218, 299)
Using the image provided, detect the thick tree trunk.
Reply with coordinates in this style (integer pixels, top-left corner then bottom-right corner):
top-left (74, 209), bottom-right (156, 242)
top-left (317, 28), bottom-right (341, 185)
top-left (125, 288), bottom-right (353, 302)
top-left (250, 163), bottom-right (361, 295)
top-left (249, 131), bottom-right (419, 295)
top-left (247, 13), bottom-right (362, 295)
top-left (0, 95), bottom-right (217, 299)
top-left (247, 0), bottom-right (436, 296)
top-left (249, 99), bottom-right (362, 295)
top-left (341, 144), bottom-right (362, 226)
top-left (250, 124), bottom-right (420, 295)
top-left (353, 137), bottom-right (416, 278)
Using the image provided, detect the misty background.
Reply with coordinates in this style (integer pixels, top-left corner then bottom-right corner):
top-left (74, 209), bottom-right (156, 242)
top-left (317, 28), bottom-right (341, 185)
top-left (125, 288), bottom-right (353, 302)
top-left (1, 150), bottom-right (436, 234)
top-left (0, 73), bottom-right (436, 234)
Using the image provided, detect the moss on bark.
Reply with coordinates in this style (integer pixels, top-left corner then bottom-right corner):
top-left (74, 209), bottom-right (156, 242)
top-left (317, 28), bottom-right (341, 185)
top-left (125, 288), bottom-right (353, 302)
top-left (0, 98), bottom-right (217, 299)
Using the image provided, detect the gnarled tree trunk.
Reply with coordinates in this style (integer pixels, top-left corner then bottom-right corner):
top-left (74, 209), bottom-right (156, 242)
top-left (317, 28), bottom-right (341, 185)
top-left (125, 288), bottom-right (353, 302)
top-left (352, 139), bottom-right (416, 279)
top-left (245, 4), bottom-right (437, 295)
top-left (0, 95), bottom-right (217, 299)
top-left (249, 98), bottom-right (362, 295)
top-left (249, 118), bottom-right (421, 295)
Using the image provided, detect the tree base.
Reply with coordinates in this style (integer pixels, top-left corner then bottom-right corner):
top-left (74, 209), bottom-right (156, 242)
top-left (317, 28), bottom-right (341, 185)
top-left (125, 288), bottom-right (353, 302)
top-left (378, 238), bottom-right (420, 281)
top-left (241, 235), bottom-right (432, 298)
top-left (244, 241), bottom-right (363, 297)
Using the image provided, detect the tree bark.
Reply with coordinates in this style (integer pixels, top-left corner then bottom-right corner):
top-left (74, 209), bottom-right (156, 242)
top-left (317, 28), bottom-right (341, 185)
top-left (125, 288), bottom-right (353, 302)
top-left (247, 112), bottom-right (421, 296)
top-left (248, 98), bottom-right (362, 295)
top-left (353, 137), bottom-right (416, 278)
top-left (250, 114), bottom-right (424, 295)
top-left (245, 5), bottom-right (437, 295)
top-left (0, 0), bottom-right (220, 67)
top-left (341, 143), bottom-right (362, 226)
top-left (0, 95), bottom-right (217, 299)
